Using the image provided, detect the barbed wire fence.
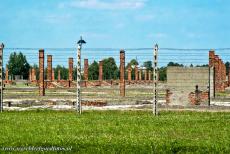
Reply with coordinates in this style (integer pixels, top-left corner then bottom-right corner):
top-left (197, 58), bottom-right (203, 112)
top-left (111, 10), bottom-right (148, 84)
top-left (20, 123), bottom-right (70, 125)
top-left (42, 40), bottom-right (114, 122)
top-left (1, 43), bottom-right (230, 114)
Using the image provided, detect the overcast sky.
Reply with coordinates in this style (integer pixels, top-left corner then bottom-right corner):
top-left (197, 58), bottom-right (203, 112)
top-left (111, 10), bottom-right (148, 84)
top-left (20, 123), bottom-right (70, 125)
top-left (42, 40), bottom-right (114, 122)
top-left (0, 0), bottom-right (230, 49)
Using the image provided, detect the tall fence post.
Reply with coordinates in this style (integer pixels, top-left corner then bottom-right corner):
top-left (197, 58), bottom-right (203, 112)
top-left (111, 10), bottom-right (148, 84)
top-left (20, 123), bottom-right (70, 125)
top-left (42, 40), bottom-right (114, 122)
top-left (0, 43), bottom-right (4, 112)
top-left (77, 37), bottom-right (86, 114)
top-left (153, 44), bottom-right (158, 116)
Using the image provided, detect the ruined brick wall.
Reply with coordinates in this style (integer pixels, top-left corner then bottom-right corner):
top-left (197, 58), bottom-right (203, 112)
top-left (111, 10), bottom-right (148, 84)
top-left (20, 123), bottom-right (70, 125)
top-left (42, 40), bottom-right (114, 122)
top-left (167, 67), bottom-right (214, 105)
top-left (188, 91), bottom-right (209, 105)
top-left (209, 50), bottom-right (226, 92)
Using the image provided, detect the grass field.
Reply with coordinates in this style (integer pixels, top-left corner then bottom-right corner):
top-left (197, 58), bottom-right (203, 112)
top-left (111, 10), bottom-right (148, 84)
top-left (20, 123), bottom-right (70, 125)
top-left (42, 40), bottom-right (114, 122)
top-left (0, 110), bottom-right (229, 153)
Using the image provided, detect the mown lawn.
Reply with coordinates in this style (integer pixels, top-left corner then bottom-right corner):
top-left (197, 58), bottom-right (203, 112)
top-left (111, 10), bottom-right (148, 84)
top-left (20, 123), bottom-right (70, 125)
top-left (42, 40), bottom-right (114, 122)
top-left (0, 110), bottom-right (229, 153)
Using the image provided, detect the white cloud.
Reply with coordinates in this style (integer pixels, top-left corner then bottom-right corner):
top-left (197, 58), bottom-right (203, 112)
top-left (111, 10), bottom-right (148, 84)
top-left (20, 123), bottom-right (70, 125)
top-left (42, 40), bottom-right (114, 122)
top-left (59, 0), bottom-right (146, 10)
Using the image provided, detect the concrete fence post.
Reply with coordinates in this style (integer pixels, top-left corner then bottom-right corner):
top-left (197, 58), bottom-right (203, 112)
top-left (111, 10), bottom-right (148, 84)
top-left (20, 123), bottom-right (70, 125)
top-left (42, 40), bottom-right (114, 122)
top-left (120, 50), bottom-right (125, 97)
top-left (0, 43), bottom-right (4, 112)
top-left (153, 44), bottom-right (158, 116)
top-left (76, 36), bottom-right (86, 114)
top-left (39, 49), bottom-right (45, 96)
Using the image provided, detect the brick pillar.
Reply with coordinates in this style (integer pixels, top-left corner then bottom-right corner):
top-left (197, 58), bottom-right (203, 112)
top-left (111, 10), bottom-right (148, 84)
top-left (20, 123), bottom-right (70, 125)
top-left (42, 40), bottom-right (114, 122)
top-left (39, 49), bottom-right (45, 96)
top-left (58, 70), bottom-right (61, 81)
top-left (84, 59), bottom-right (88, 80)
top-left (148, 71), bottom-right (151, 81)
top-left (47, 55), bottom-right (52, 81)
top-left (139, 69), bottom-right (142, 80)
top-left (69, 58), bottom-right (73, 81)
top-left (52, 68), bottom-right (55, 81)
top-left (29, 68), bottom-right (31, 81)
top-left (99, 61), bottom-right (103, 81)
top-left (5, 65), bottom-right (8, 81)
top-left (209, 50), bottom-right (215, 67)
top-left (228, 67), bottom-right (230, 86)
top-left (128, 65), bottom-right (132, 81)
top-left (32, 68), bottom-right (36, 81)
top-left (144, 69), bottom-right (147, 80)
top-left (135, 65), bottom-right (138, 81)
top-left (120, 50), bottom-right (125, 97)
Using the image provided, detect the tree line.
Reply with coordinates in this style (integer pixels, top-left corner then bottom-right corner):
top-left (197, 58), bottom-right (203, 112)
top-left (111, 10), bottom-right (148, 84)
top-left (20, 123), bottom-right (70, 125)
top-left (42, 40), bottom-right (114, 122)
top-left (5, 52), bottom-right (229, 81)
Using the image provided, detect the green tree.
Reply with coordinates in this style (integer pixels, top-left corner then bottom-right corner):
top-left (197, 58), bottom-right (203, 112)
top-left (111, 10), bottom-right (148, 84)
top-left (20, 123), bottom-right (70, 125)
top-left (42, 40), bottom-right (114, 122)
top-left (126, 59), bottom-right (139, 80)
top-left (54, 65), bottom-right (68, 80)
top-left (102, 57), bottom-right (119, 80)
top-left (31, 64), bottom-right (39, 80)
top-left (225, 62), bottom-right (230, 75)
top-left (143, 61), bottom-right (153, 71)
top-left (88, 61), bottom-right (99, 80)
top-left (8, 52), bottom-right (30, 79)
top-left (167, 62), bottom-right (184, 67)
top-left (158, 67), bottom-right (167, 81)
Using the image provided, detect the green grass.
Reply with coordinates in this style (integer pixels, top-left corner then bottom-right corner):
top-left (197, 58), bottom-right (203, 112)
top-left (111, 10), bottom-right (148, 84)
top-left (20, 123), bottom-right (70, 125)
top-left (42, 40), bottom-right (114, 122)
top-left (0, 110), bottom-right (229, 153)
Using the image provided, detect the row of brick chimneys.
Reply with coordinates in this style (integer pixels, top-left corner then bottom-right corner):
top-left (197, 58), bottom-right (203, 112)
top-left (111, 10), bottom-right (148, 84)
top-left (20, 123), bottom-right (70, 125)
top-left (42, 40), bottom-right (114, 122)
top-left (209, 50), bottom-right (227, 92)
top-left (82, 59), bottom-right (152, 81)
top-left (29, 56), bottom-right (74, 82)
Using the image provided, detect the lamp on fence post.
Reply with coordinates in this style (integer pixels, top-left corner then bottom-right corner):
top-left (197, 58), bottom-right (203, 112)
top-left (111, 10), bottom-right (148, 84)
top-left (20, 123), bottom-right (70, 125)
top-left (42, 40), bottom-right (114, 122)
top-left (76, 36), bottom-right (86, 114)
top-left (153, 44), bottom-right (158, 116)
top-left (0, 43), bottom-right (4, 112)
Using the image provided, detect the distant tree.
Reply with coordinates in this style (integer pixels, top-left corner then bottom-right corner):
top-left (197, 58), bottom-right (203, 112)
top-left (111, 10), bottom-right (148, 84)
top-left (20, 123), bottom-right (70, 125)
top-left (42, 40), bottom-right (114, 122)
top-left (196, 64), bottom-right (208, 67)
top-left (7, 52), bottom-right (30, 79)
top-left (167, 62), bottom-right (184, 67)
top-left (158, 67), bottom-right (167, 81)
top-left (102, 57), bottom-right (119, 80)
top-left (31, 64), bottom-right (39, 80)
top-left (225, 62), bottom-right (230, 75)
top-left (88, 61), bottom-right (99, 80)
top-left (190, 64), bottom-right (193, 67)
top-left (54, 65), bottom-right (68, 80)
top-left (126, 59), bottom-right (139, 80)
top-left (143, 61), bottom-right (153, 71)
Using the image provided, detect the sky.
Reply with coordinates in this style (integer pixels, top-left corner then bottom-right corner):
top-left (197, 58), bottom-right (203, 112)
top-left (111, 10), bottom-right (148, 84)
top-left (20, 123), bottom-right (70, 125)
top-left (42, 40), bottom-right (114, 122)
top-left (1, 0), bottom-right (230, 49)
top-left (1, 0), bottom-right (230, 67)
